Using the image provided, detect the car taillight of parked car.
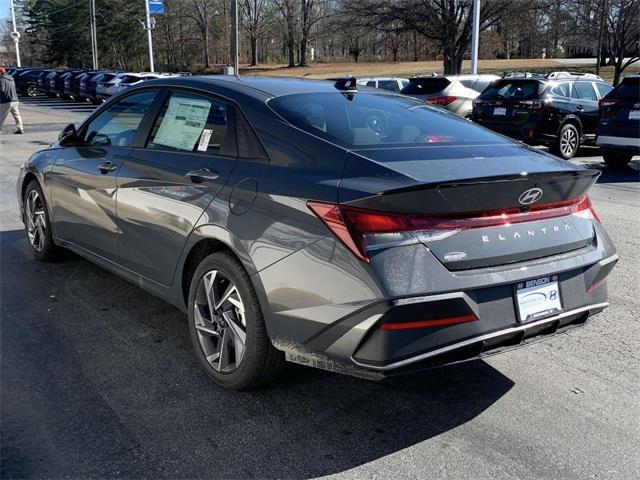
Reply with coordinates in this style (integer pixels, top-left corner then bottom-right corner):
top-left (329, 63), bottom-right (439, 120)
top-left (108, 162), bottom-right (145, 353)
top-left (425, 96), bottom-right (457, 106)
top-left (598, 98), bottom-right (617, 108)
top-left (518, 99), bottom-right (543, 109)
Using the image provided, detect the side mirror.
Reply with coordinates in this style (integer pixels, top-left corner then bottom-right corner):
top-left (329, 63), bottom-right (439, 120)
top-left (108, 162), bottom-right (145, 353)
top-left (58, 123), bottom-right (79, 147)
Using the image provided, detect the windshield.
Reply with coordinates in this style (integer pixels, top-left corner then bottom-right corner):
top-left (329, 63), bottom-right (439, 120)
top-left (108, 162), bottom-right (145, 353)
top-left (269, 92), bottom-right (509, 148)
top-left (480, 80), bottom-right (542, 100)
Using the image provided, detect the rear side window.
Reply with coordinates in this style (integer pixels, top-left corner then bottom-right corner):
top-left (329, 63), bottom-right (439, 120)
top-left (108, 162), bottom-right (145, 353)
top-left (552, 82), bottom-right (571, 97)
top-left (606, 77), bottom-right (639, 101)
top-left (573, 82), bottom-right (597, 101)
top-left (401, 78), bottom-right (451, 95)
top-left (366, 80), bottom-right (376, 87)
top-left (84, 90), bottom-right (158, 147)
top-left (270, 92), bottom-right (508, 148)
top-left (120, 75), bottom-right (140, 84)
top-left (480, 80), bottom-right (541, 99)
top-left (100, 74), bottom-right (116, 83)
top-left (147, 92), bottom-right (234, 155)
top-left (595, 83), bottom-right (613, 98)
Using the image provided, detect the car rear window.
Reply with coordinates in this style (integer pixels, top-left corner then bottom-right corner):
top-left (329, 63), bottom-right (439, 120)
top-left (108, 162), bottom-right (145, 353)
top-left (480, 80), bottom-right (542, 100)
top-left (606, 77), bottom-right (639, 101)
top-left (120, 75), bottom-right (140, 84)
top-left (401, 78), bottom-right (451, 95)
top-left (269, 92), bottom-right (508, 148)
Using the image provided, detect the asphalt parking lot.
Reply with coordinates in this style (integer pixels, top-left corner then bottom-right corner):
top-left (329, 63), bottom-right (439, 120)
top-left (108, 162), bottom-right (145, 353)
top-left (1, 100), bottom-right (639, 480)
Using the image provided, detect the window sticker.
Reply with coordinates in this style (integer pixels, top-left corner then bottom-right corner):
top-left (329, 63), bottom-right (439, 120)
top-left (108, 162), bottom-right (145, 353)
top-left (154, 96), bottom-right (212, 151)
top-left (197, 129), bottom-right (213, 152)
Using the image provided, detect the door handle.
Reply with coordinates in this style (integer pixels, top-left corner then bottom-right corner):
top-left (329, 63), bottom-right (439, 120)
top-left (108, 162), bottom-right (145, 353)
top-left (184, 168), bottom-right (220, 183)
top-left (576, 105), bottom-right (584, 111)
top-left (98, 161), bottom-right (118, 174)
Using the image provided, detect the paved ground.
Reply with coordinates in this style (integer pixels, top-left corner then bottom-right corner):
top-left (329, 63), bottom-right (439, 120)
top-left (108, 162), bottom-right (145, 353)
top-left (1, 99), bottom-right (639, 480)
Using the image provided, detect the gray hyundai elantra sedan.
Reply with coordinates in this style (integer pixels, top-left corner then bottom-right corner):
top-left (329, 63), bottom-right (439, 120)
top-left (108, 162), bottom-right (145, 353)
top-left (16, 76), bottom-right (617, 389)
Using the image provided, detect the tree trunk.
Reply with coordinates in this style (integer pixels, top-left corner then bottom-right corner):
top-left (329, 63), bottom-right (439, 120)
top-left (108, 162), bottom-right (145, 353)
top-left (288, 36), bottom-right (295, 67)
top-left (204, 25), bottom-right (210, 68)
top-left (250, 35), bottom-right (258, 66)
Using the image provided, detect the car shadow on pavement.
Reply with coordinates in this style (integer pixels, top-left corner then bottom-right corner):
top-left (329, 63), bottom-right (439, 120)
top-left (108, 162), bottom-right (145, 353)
top-left (589, 160), bottom-right (640, 184)
top-left (1, 229), bottom-right (514, 479)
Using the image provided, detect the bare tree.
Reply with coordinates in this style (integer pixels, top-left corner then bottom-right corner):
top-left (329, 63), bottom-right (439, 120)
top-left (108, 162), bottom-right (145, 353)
top-left (606, 0), bottom-right (640, 84)
top-left (191, 0), bottom-right (215, 68)
top-left (274, 0), bottom-right (298, 67)
top-left (241, 0), bottom-right (272, 66)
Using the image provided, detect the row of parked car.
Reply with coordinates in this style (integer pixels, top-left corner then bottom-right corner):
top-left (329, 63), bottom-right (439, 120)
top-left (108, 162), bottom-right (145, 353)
top-left (5, 67), bottom-right (177, 104)
top-left (5, 67), bottom-right (638, 166)
top-left (358, 71), bottom-right (639, 166)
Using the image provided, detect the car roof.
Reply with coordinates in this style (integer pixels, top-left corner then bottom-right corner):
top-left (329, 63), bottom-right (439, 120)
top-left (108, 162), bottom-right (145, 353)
top-left (145, 75), bottom-right (389, 99)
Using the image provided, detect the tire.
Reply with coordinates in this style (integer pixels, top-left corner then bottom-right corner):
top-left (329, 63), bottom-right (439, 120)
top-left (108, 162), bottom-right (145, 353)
top-left (22, 180), bottom-right (60, 261)
top-left (602, 149), bottom-right (633, 168)
top-left (556, 123), bottom-right (580, 160)
top-left (187, 251), bottom-right (285, 390)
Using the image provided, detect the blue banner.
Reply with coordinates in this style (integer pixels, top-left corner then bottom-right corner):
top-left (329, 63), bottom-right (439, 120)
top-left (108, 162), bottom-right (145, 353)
top-left (148, 0), bottom-right (164, 14)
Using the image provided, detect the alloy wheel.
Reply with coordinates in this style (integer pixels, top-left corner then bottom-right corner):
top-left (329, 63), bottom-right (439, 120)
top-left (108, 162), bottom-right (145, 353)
top-left (560, 128), bottom-right (577, 157)
top-left (193, 270), bottom-right (247, 373)
top-left (24, 190), bottom-right (46, 252)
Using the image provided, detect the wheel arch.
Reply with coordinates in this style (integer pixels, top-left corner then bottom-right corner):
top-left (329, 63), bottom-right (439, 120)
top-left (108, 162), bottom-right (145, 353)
top-left (177, 225), bottom-right (262, 313)
top-left (558, 115), bottom-right (583, 137)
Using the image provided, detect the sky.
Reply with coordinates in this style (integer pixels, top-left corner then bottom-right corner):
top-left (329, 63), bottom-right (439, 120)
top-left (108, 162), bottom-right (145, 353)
top-left (0, 0), bottom-right (11, 23)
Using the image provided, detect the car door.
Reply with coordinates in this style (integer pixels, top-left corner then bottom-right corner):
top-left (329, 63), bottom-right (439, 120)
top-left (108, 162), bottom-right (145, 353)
top-left (571, 81), bottom-right (599, 136)
top-left (115, 89), bottom-right (239, 285)
top-left (49, 89), bottom-right (160, 261)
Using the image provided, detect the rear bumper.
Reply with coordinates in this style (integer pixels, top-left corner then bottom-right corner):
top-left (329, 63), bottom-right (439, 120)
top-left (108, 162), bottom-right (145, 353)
top-left (262, 224), bottom-right (617, 379)
top-left (597, 135), bottom-right (640, 152)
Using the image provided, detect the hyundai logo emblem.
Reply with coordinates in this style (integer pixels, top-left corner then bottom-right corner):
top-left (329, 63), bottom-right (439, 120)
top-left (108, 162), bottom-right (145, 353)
top-left (519, 188), bottom-right (544, 205)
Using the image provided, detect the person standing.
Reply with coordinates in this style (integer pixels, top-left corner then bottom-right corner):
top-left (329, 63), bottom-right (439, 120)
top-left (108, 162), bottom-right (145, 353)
top-left (0, 66), bottom-right (24, 134)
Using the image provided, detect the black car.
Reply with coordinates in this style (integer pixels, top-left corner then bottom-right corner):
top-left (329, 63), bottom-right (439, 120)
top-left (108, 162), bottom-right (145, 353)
top-left (472, 72), bottom-right (613, 159)
top-left (14, 69), bottom-right (44, 97)
top-left (17, 76), bottom-right (616, 389)
top-left (78, 71), bottom-right (105, 102)
top-left (55, 70), bottom-right (84, 98)
top-left (41, 69), bottom-right (67, 96)
top-left (596, 74), bottom-right (640, 167)
top-left (64, 70), bottom-right (96, 100)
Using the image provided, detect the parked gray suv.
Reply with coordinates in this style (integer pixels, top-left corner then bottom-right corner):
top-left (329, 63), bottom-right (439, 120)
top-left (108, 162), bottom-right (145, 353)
top-left (17, 76), bottom-right (616, 390)
top-left (401, 74), bottom-right (500, 118)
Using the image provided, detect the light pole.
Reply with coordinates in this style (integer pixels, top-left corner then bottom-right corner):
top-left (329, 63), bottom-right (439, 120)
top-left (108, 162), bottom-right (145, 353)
top-left (470, 0), bottom-right (481, 75)
top-left (10, 0), bottom-right (21, 67)
top-left (142, 0), bottom-right (155, 72)
top-left (230, 0), bottom-right (239, 75)
top-left (89, 0), bottom-right (98, 69)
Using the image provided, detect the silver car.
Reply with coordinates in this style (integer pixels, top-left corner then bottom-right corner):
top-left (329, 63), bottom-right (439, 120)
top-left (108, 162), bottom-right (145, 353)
top-left (401, 74), bottom-right (500, 118)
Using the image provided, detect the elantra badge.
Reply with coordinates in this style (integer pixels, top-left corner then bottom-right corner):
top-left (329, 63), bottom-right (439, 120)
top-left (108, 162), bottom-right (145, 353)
top-left (519, 188), bottom-right (543, 205)
top-left (444, 251), bottom-right (467, 262)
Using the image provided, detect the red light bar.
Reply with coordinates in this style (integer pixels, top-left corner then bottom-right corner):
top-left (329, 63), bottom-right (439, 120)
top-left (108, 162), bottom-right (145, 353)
top-left (380, 315), bottom-right (477, 330)
top-left (426, 95), bottom-right (457, 106)
top-left (307, 195), bottom-right (599, 263)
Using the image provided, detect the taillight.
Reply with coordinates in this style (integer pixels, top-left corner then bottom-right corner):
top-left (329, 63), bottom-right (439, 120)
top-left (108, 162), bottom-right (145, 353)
top-left (426, 96), bottom-right (457, 106)
top-left (598, 98), bottom-right (617, 108)
top-left (307, 195), bottom-right (600, 263)
top-left (519, 99), bottom-right (542, 109)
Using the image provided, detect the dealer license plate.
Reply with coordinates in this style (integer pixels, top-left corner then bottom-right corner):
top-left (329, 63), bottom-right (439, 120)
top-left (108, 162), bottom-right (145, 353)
top-left (515, 276), bottom-right (562, 323)
top-left (493, 107), bottom-right (507, 116)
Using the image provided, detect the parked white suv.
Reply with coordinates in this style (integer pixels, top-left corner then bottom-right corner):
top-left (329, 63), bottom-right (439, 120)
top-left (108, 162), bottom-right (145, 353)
top-left (357, 77), bottom-right (409, 93)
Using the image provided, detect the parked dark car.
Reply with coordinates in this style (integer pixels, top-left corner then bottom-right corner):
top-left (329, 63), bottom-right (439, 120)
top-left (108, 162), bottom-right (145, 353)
top-left (471, 72), bottom-right (613, 159)
top-left (17, 76), bottom-right (617, 390)
top-left (41, 69), bottom-right (67, 97)
top-left (14, 69), bottom-right (44, 97)
top-left (596, 74), bottom-right (640, 167)
top-left (78, 71), bottom-right (106, 102)
top-left (36, 69), bottom-right (53, 94)
top-left (64, 70), bottom-right (96, 100)
top-left (54, 70), bottom-right (84, 98)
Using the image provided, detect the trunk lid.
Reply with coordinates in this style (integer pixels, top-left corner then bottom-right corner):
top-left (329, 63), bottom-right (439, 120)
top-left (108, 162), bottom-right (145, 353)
top-left (339, 144), bottom-right (599, 270)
